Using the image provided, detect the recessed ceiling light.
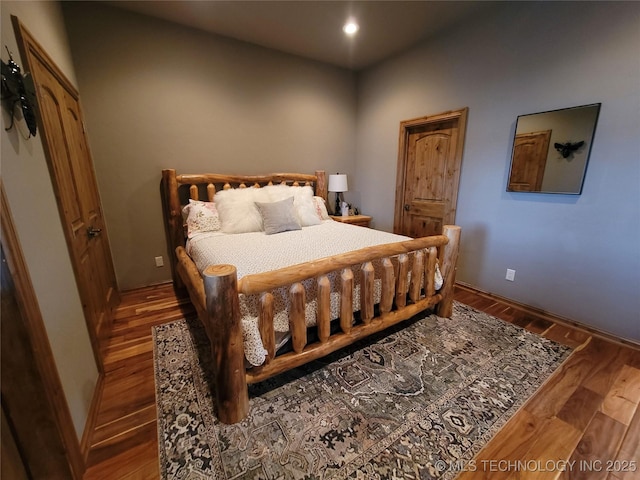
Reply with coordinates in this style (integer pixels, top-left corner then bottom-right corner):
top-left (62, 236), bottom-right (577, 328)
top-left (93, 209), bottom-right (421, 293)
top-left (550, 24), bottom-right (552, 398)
top-left (343, 21), bottom-right (359, 36)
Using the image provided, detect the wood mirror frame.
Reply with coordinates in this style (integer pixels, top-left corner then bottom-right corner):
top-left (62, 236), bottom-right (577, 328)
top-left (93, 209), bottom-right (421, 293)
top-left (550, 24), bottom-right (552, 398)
top-left (507, 103), bottom-right (601, 194)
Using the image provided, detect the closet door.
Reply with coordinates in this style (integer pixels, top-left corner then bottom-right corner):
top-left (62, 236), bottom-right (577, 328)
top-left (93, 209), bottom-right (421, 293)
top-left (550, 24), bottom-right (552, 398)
top-left (13, 17), bottom-right (119, 363)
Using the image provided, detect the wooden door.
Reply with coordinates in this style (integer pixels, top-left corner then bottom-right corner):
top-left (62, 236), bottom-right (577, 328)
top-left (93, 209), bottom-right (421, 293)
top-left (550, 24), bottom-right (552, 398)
top-left (1, 407), bottom-right (29, 480)
top-left (1, 185), bottom-right (84, 479)
top-left (13, 18), bottom-right (119, 363)
top-left (507, 130), bottom-right (551, 192)
top-left (394, 108), bottom-right (468, 238)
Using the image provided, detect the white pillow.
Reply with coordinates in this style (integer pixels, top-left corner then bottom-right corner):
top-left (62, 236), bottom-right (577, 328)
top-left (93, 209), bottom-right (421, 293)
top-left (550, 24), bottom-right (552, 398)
top-left (263, 184), bottom-right (293, 202)
top-left (263, 184), bottom-right (322, 226)
top-left (214, 187), bottom-right (270, 233)
top-left (293, 186), bottom-right (322, 226)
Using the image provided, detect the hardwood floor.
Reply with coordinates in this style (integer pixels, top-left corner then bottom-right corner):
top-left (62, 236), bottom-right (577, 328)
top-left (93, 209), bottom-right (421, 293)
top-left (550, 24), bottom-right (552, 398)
top-left (453, 286), bottom-right (640, 480)
top-left (83, 284), bottom-right (195, 480)
top-left (83, 283), bottom-right (640, 479)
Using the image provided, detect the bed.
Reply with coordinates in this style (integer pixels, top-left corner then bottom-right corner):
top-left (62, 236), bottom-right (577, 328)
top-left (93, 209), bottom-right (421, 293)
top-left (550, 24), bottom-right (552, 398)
top-left (161, 169), bottom-right (460, 424)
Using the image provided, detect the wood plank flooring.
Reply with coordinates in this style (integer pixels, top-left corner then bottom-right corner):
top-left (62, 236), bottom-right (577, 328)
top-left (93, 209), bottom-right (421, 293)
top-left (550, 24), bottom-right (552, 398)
top-left (82, 283), bottom-right (640, 480)
top-left (83, 284), bottom-right (195, 480)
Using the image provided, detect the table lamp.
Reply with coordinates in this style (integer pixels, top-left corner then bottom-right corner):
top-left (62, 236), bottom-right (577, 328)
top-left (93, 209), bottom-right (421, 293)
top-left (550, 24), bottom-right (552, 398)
top-left (328, 174), bottom-right (348, 216)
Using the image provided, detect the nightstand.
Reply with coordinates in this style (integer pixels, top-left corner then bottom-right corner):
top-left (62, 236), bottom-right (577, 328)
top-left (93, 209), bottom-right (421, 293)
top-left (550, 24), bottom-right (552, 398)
top-left (330, 214), bottom-right (372, 228)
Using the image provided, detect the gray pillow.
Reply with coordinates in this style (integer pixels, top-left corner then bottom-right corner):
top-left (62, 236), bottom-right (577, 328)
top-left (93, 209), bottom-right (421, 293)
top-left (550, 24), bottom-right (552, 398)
top-left (255, 196), bottom-right (302, 235)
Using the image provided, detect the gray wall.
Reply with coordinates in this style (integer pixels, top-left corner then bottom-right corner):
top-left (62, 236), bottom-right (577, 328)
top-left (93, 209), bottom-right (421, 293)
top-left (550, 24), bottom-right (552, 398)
top-left (62, 2), bottom-right (357, 290)
top-left (356, 1), bottom-right (640, 341)
top-left (1, 0), bottom-right (98, 440)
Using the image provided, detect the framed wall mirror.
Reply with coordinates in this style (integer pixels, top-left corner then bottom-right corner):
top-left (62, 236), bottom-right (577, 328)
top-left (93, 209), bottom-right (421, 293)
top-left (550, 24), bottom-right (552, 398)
top-left (507, 103), bottom-right (601, 194)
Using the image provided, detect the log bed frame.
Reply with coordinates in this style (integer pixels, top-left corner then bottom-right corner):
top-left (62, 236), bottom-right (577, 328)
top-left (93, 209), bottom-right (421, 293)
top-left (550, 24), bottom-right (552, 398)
top-left (161, 169), bottom-right (461, 424)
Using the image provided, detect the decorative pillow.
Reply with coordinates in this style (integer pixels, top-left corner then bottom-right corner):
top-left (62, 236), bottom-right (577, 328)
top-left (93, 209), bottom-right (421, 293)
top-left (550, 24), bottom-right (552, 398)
top-left (293, 186), bottom-right (322, 226)
top-left (214, 187), bottom-right (270, 233)
top-left (255, 196), bottom-right (302, 235)
top-left (262, 184), bottom-right (293, 203)
top-left (181, 200), bottom-right (221, 238)
top-left (312, 196), bottom-right (330, 220)
top-left (262, 184), bottom-right (322, 226)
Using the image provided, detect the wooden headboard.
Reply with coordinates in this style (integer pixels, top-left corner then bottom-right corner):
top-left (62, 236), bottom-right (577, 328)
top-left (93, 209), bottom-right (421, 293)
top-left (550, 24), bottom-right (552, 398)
top-left (161, 169), bottom-right (327, 286)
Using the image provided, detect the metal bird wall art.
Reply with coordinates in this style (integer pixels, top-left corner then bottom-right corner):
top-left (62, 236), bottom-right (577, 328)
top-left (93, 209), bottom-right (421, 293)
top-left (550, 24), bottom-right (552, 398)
top-left (554, 140), bottom-right (584, 159)
top-left (1, 47), bottom-right (37, 137)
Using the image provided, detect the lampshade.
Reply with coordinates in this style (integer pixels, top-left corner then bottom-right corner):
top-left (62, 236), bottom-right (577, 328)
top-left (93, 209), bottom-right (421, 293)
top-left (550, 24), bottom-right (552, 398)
top-left (328, 174), bottom-right (348, 193)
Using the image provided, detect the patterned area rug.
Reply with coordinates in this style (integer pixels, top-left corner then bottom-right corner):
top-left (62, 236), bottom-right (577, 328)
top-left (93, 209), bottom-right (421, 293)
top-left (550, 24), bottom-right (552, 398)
top-left (153, 302), bottom-right (572, 479)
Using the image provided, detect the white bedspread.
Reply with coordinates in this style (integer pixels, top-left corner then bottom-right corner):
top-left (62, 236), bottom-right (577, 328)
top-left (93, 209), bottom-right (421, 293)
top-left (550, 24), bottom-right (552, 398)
top-left (187, 220), bottom-right (427, 366)
top-left (187, 220), bottom-right (411, 278)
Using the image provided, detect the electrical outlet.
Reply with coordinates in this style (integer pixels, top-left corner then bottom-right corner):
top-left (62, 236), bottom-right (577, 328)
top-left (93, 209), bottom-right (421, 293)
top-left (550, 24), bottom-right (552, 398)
top-left (155, 256), bottom-right (164, 267)
top-left (505, 268), bottom-right (516, 281)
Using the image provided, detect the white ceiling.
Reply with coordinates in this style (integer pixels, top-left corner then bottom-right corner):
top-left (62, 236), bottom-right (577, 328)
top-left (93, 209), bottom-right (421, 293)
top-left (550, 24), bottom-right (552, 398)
top-left (105, 1), bottom-right (498, 71)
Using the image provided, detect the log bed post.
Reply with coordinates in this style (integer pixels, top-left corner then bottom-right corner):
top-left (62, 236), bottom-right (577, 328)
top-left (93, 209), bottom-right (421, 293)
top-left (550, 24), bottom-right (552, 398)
top-left (314, 170), bottom-right (327, 202)
top-left (203, 264), bottom-right (249, 424)
top-left (161, 169), bottom-right (185, 289)
top-left (436, 225), bottom-right (461, 318)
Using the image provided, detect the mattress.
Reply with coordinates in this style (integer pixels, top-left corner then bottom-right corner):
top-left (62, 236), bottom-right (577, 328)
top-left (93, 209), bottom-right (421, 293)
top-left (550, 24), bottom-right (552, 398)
top-left (187, 220), bottom-right (439, 366)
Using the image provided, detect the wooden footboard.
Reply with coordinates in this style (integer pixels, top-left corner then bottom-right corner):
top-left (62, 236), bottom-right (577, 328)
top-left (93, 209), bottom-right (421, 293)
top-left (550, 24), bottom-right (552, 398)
top-left (200, 225), bottom-right (460, 424)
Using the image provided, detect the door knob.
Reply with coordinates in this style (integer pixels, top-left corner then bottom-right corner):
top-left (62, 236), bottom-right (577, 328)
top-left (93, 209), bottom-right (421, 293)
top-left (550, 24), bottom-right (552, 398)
top-left (87, 226), bottom-right (102, 238)
top-left (404, 204), bottom-right (410, 211)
